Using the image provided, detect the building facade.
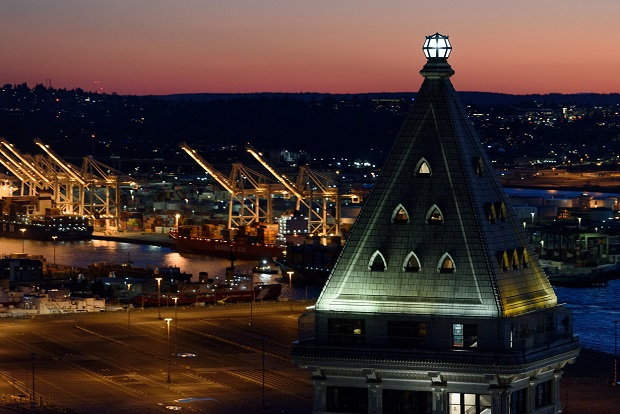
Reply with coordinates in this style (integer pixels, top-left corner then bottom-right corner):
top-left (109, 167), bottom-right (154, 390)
top-left (292, 33), bottom-right (580, 414)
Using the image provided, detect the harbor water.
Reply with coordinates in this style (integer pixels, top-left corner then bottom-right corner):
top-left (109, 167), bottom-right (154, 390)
top-left (0, 236), bottom-right (617, 355)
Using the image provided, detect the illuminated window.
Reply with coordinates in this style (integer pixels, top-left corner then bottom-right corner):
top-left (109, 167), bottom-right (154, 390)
top-left (369, 250), bottom-right (387, 272)
top-left (495, 201), bottom-right (507, 222)
top-left (415, 158), bottom-right (432, 176)
top-left (520, 248), bottom-right (529, 268)
top-left (392, 204), bottom-right (410, 224)
top-left (499, 251), bottom-right (510, 272)
top-left (452, 323), bottom-right (477, 348)
top-left (426, 204), bottom-right (444, 224)
top-left (511, 249), bottom-right (520, 269)
top-left (328, 318), bottom-right (365, 346)
top-left (449, 393), bottom-right (490, 414)
top-left (486, 203), bottom-right (497, 223)
top-left (438, 252), bottom-right (455, 273)
top-left (403, 252), bottom-right (421, 272)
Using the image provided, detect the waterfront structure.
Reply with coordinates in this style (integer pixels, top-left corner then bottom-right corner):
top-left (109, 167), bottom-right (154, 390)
top-left (292, 33), bottom-right (580, 414)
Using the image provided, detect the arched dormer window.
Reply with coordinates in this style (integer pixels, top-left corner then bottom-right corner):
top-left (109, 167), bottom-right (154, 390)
top-left (520, 248), bottom-right (530, 268)
top-left (495, 202), bottom-right (507, 222)
top-left (437, 252), bottom-right (455, 273)
top-left (392, 204), bottom-right (410, 224)
top-left (369, 250), bottom-right (387, 272)
top-left (403, 251), bottom-right (421, 272)
top-left (415, 158), bottom-right (432, 176)
top-left (486, 203), bottom-right (497, 223)
top-left (511, 249), bottom-right (520, 269)
top-left (498, 251), bottom-right (510, 272)
top-left (475, 157), bottom-right (484, 177)
top-left (426, 204), bottom-right (444, 225)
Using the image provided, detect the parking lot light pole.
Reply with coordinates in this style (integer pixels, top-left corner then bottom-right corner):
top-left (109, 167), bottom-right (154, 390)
top-left (173, 297), bottom-right (178, 355)
top-left (287, 271), bottom-right (294, 311)
top-left (165, 318), bottom-right (172, 383)
top-left (155, 277), bottom-right (162, 319)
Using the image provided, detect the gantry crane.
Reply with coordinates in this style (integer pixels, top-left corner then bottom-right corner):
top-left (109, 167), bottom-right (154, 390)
top-left (180, 142), bottom-right (274, 229)
top-left (81, 156), bottom-right (131, 230)
top-left (245, 142), bottom-right (340, 237)
top-left (34, 138), bottom-right (87, 215)
top-left (0, 138), bottom-right (52, 196)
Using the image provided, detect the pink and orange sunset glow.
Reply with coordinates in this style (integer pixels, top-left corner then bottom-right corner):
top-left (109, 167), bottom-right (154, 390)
top-left (3, 0), bottom-right (619, 96)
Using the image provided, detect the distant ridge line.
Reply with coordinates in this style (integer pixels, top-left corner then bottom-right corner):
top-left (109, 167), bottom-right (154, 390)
top-left (153, 91), bottom-right (620, 105)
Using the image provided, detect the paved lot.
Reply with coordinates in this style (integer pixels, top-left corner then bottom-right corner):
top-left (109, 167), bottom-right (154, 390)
top-left (0, 301), bottom-right (313, 413)
top-left (1, 300), bottom-right (618, 413)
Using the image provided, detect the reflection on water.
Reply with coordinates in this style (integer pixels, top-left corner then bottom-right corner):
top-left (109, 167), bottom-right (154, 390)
top-left (3, 237), bottom-right (617, 353)
top-left (0, 237), bottom-right (253, 281)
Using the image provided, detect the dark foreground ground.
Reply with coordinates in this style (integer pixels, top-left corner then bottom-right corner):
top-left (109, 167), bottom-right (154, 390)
top-left (0, 304), bottom-right (618, 414)
top-left (561, 348), bottom-right (620, 413)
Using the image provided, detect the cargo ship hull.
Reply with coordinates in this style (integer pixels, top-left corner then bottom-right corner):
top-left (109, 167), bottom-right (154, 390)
top-left (0, 219), bottom-right (93, 241)
top-left (134, 283), bottom-right (282, 306)
top-left (169, 230), bottom-right (284, 260)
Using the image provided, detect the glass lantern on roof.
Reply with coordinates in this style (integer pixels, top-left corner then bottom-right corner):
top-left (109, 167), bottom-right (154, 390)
top-left (423, 33), bottom-right (451, 59)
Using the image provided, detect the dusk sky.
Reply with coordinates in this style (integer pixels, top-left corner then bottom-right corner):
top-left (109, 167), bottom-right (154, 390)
top-left (3, 1), bottom-right (619, 96)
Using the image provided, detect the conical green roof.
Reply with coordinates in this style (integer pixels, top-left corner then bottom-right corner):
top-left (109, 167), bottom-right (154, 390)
top-left (316, 56), bottom-right (556, 318)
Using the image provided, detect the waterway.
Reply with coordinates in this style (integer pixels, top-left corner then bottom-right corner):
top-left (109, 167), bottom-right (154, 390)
top-left (0, 236), bottom-right (617, 355)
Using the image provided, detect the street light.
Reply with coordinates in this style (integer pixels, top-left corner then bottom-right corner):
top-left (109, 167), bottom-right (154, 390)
top-left (173, 297), bottom-right (178, 355)
top-left (531, 212), bottom-right (535, 225)
top-left (51, 236), bottom-right (57, 264)
top-left (287, 271), bottom-right (294, 311)
top-left (155, 277), bottom-right (162, 319)
top-left (175, 213), bottom-right (181, 229)
top-left (164, 318), bottom-right (172, 383)
top-left (578, 217), bottom-right (582, 229)
top-left (20, 228), bottom-right (26, 253)
top-left (127, 283), bottom-right (132, 338)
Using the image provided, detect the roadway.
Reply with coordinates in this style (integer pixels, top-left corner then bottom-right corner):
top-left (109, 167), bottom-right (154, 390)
top-left (0, 301), bottom-right (314, 413)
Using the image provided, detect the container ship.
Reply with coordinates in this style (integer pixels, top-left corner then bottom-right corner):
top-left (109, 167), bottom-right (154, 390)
top-left (169, 223), bottom-right (285, 260)
top-left (133, 274), bottom-right (283, 306)
top-left (276, 239), bottom-right (342, 284)
top-left (0, 185), bottom-right (93, 241)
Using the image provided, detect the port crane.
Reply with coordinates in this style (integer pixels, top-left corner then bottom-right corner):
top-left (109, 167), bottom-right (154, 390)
top-left (34, 139), bottom-right (125, 229)
top-left (34, 138), bottom-right (89, 215)
top-left (179, 142), bottom-right (274, 229)
top-left (0, 138), bottom-right (52, 196)
top-left (245, 143), bottom-right (341, 237)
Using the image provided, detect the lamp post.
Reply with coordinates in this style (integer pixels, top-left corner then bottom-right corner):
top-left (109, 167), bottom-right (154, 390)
top-left (614, 320), bottom-right (618, 386)
top-left (173, 297), bottom-right (178, 355)
top-left (20, 228), bottom-right (26, 253)
top-left (164, 318), bottom-right (172, 383)
top-left (287, 271), bottom-right (294, 311)
top-left (51, 235), bottom-right (57, 263)
top-left (578, 217), bottom-right (582, 229)
top-left (127, 283), bottom-right (132, 338)
top-left (531, 212), bottom-right (535, 225)
top-left (155, 277), bottom-right (162, 319)
top-left (175, 213), bottom-right (181, 229)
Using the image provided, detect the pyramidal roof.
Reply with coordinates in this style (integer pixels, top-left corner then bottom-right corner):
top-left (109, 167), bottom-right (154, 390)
top-left (316, 34), bottom-right (557, 318)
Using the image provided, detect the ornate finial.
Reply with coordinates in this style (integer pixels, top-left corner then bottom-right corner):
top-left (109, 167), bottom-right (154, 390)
top-left (420, 32), bottom-right (454, 79)
top-left (423, 33), bottom-right (452, 60)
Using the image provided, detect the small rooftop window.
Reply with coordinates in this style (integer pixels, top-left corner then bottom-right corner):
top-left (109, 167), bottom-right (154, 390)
top-left (369, 250), bottom-right (387, 272)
